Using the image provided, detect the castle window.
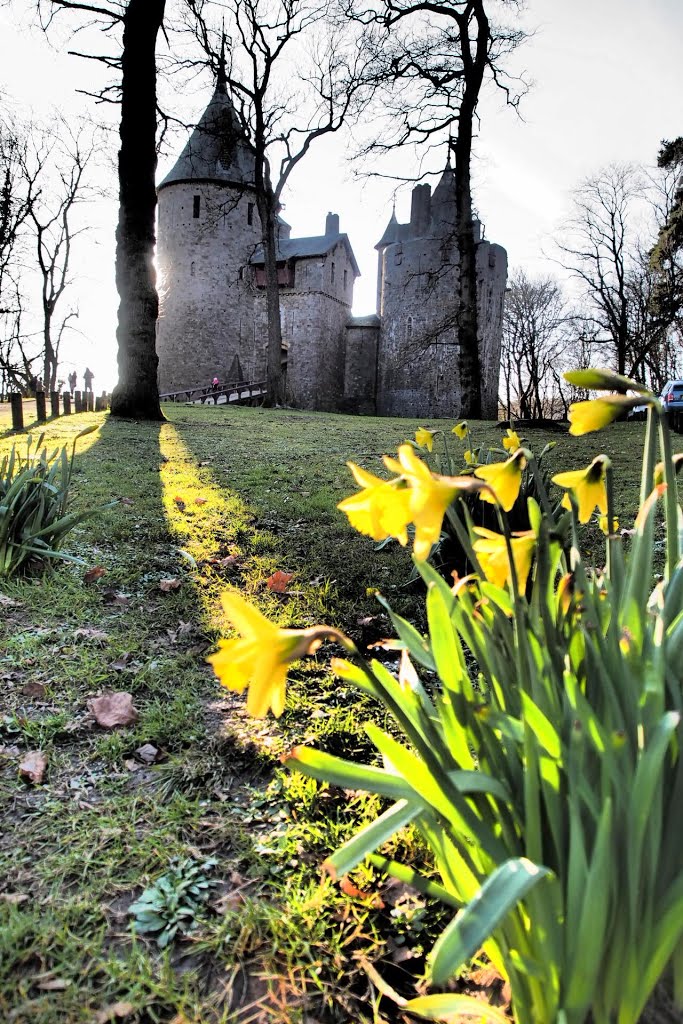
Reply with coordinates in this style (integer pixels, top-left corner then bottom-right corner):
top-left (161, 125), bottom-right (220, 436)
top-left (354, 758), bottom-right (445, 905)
top-left (331, 261), bottom-right (335, 284)
top-left (193, 195), bottom-right (201, 219)
top-left (247, 202), bottom-right (254, 226)
top-left (407, 316), bottom-right (413, 341)
top-left (343, 268), bottom-right (348, 290)
top-left (190, 261), bottom-right (196, 276)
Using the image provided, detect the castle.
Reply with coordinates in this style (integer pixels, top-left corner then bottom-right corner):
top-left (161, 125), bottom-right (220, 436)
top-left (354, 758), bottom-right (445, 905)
top-left (156, 72), bottom-right (507, 419)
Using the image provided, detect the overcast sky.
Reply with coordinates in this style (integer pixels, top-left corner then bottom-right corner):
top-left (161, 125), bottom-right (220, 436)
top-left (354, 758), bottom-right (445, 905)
top-left (1, 0), bottom-right (681, 391)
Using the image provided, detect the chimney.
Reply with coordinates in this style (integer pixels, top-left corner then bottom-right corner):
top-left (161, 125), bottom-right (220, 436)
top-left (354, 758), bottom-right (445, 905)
top-left (409, 184), bottom-right (431, 237)
top-left (325, 212), bottom-right (340, 236)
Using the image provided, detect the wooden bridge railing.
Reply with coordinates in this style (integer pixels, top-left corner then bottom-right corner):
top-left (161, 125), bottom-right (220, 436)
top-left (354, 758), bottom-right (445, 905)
top-left (159, 380), bottom-right (267, 405)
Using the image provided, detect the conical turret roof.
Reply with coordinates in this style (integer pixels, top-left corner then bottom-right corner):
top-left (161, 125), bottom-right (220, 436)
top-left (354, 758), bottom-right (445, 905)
top-left (158, 75), bottom-right (255, 191)
top-left (430, 162), bottom-right (457, 229)
top-left (375, 207), bottom-right (400, 249)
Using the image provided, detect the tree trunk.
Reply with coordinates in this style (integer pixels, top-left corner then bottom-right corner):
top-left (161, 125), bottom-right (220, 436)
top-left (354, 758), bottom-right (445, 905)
top-left (110, 0), bottom-right (166, 420)
top-left (257, 192), bottom-right (285, 407)
top-left (453, 2), bottom-right (488, 420)
top-left (42, 310), bottom-right (55, 393)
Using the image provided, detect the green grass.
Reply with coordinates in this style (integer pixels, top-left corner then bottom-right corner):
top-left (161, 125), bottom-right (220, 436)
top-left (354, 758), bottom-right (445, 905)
top-left (0, 402), bottom-right (654, 1023)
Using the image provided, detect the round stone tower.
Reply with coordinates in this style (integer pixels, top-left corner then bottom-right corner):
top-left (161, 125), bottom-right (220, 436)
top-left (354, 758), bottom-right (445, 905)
top-left (156, 59), bottom-right (262, 392)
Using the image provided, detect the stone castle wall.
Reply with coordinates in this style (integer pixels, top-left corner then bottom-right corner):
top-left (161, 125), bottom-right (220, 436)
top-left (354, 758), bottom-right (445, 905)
top-left (156, 182), bottom-right (262, 391)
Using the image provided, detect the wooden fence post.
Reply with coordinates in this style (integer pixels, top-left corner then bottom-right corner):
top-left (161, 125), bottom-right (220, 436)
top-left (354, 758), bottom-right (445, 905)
top-left (74, 390), bottom-right (82, 412)
top-left (50, 391), bottom-right (60, 418)
top-left (86, 391), bottom-right (94, 412)
top-left (10, 393), bottom-right (24, 431)
top-left (35, 391), bottom-right (47, 423)
top-left (63, 393), bottom-right (71, 415)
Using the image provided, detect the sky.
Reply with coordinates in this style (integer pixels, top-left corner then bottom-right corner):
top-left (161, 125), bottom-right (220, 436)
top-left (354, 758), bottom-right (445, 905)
top-left (1, 0), bottom-right (682, 392)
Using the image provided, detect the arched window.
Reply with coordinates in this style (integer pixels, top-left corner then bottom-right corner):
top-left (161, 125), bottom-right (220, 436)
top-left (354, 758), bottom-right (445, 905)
top-left (193, 195), bottom-right (201, 218)
top-left (190, 261), bottom-right (196, 276)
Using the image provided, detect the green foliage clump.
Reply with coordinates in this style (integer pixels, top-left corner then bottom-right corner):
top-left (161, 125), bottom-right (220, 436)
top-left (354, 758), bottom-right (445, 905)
top-left (128, 856), bottom-right (218, 947)
top-left (0, 427), bottom-right (107, 577)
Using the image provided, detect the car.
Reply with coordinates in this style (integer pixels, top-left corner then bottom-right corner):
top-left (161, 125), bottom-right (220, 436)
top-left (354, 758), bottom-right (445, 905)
top-left (660, 380), bottom-right (683, 413)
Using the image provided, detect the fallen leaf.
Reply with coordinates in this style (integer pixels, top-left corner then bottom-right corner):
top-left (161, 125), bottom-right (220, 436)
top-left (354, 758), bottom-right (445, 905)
top-left (0, 593), bottom-right (22, 607)
top-left (102, 590), bottom-right (131, 607)
top-left (21, 681), bottom-right (46, 699)
top-left (83, 566), bottom-right (107, 584)
top-left (159, 578), bottom-right (182, 592)
top-left (90, 692), bottom-right (138, 729)
top-left (173, 496), bottom-right (185, 509)
top-left (124, 759), bottom-right (141, 772)
top-left (94, 1002), bottom-right (135, 1024)
top-left (339, 875), bottom-right (385, 908)
top-left (357, 614), bottom-right (379, 627)
top-left (219, 555), bottom-right (240, 568)
top-left (119, 497), bottom-right (135, 506)
top-left (109, 654), bottom-right (138, 672)
top-left (0, 744), bottom-right (21, 757)
top-left (94, 1003), bottom-right (135, 1019)
top-left (74, 627), bottom-right (109, 643)
top-left (36, 978), bottom-right (69, 991)
top-left (0, 892), bottom-right (29, 904)
top-left (194, 497), bottom-right (208, 505)
top-left (135, 743), bottom-right (160, 764)
top-left (18, 750), bottom-right (48, 784)
top-left (266, 570), bottom-right (293, 593)
top-left (199, 460), bottom-right (212, 466)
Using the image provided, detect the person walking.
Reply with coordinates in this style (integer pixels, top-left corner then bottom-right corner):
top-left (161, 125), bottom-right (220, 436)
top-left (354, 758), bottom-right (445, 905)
top-left (83, 367), bottom-right (94, 393)
top-left (68, 371), bottom-right (77, 395)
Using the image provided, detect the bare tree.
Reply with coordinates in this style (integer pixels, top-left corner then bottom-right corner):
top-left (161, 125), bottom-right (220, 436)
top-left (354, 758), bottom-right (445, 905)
top-left (347, 0), bottom-right (527, 418)
top-left (499, 269), bottom-right (573, 420)
top-left (556, 162), bottom-right (683, 389)
top-left (23, 120), bottom-right (94, 391)
top-left (183, 0), bottom-right (371, 406)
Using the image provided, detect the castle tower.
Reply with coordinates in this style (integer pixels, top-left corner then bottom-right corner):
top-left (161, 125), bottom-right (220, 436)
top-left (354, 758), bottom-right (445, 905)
top-left (156, 56), bottom-right (263, 391)
top-left (375, 164), bottom-right (507, 418)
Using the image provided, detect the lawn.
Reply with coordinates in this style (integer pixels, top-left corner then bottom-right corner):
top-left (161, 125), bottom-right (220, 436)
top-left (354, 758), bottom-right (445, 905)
top-left (0, 402), bottom-right (651, 1024)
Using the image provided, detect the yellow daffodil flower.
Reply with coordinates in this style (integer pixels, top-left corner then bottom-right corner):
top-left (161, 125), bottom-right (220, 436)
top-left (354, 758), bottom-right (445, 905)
top-left (415, 427), bottom-right (435, 452)
top-left (464, 449), bottom-right (477, 466)
top-left (337, 462), bottom-right (412, 545)
top-left (208, 591), bottom-right (324, 718)
top-left (502, 428), bottom-right (521, 452)
top-left (474, 451), bottom-right (525, 511)
top-left (384, 444), bottom-right (464, 560)
top-left (568, 396), bottom-right (650, 435)
top-left (453, 421), bottom-right (468, 439)
top-left (598, 514), bottom-right (619, 535)
top-left (552, 456), bottom-right (609, 523)
top-left (473, 527), bottom-right (536, 595)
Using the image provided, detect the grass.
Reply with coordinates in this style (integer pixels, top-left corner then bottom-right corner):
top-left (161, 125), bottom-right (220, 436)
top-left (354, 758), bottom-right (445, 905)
top-left (0, 402), bottom-right (652, 1023)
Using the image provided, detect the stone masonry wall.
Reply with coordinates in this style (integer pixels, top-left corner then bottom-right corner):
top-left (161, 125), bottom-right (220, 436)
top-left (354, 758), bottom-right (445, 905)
top-left (156, 182), bottom-right (262, 392)
top-left (343, 322), bottom-right (379, 413)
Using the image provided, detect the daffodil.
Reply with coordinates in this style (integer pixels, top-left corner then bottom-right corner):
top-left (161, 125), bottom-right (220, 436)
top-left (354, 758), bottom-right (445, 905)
top-left (502, 428), bottom-right (521, 452)
top-left (453, 421), bottom-right (468, 439)
top-left (552, 456), bottom-right (609, 523)
top-left (464, 449), bottom-right (477, 466)
top-left (208, 591), bottom-right (324, 718)
top-left (568, 396), bottom-right (648, 435)
top-left (337, 462), bottom-right (412, 544)
top-left (415, 427), bottom-right (436, 452)
top-left (384, 444), bottom-right (475, 561)
top-left (474, 451), bottom-right (526, 511)
top-left (473, 527), bottom-right (536, 594)
top-left (598, 514), bottom-right (619, 535)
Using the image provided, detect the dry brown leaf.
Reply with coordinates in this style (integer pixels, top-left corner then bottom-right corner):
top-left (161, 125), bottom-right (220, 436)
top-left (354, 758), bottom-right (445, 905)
top-left (90, 692), bottom-right (138, 729)
top-left (266, 570), bottom-right (293, 593)
top-left (83, 566), bottom-right (107, 584)
top-left (124, 759), bottom-right (142, 773)
top-left (0, 892), bottom-right (29, 904)
top-left (19, 750), bottom-right (48, 784)
top-left (119, 497), bottom-right (135, 506)
top-left (74, 627), bottom-right (109, 643)
top-left (194, 497), bottom-right (208, 505)
top-left (0, 593), bottom-right (22, 607)
top-left (135, 743), bottom-right (160, 764)
top-left (94, 1002), bottom-right (135, 1023)
top-left (21, 681), bottom-right (46, 699)
top-left (339, 875), bottom-right (385, 908)
top-left (159, 578), bottom-right (182, 592)
top-left (102, 590), bottom-right (131, 607)
top-left (173, 496), bottom-right (185, 509)
top-left (36, 978), bottom-right (69, 991)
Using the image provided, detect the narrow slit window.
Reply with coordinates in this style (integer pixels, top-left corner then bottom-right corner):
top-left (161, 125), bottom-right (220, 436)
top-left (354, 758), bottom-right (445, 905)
top-left (343, 268), bottom-right (348, 290)
top-left (193, 195), bottom-right (201, 218)
top-left (190, 261), bottom-right (196, 276)
top-left (331, 261), bottom-right (335, 284)
top-left (247, 202), bottom-right (254, 226)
